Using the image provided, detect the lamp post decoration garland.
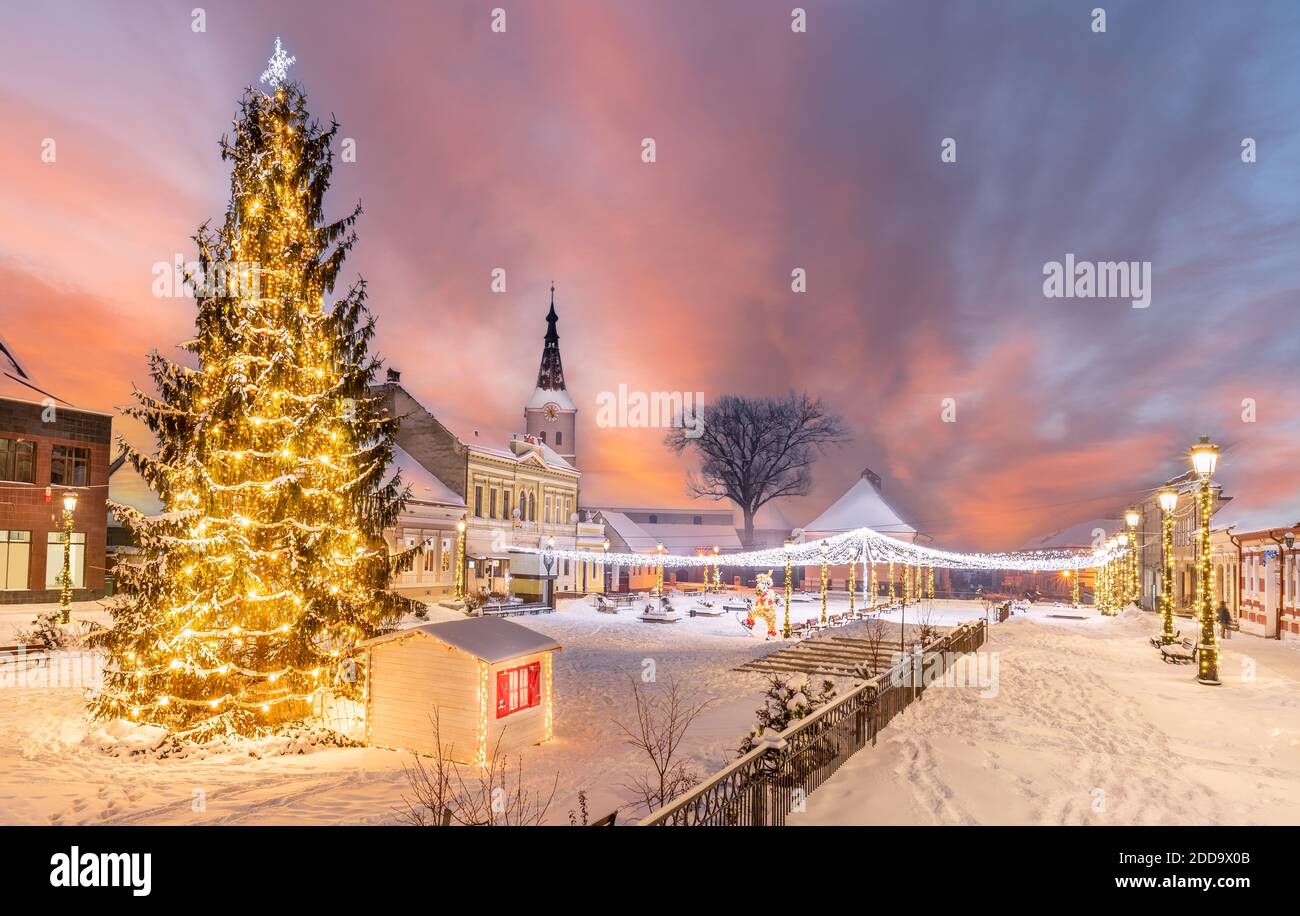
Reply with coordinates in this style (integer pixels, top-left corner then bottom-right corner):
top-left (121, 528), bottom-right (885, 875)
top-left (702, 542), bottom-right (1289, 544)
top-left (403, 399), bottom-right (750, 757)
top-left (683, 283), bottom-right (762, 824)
top-left (819, 542), bottom-right (829, 625)
top-left (87, 43), bottom-right (416, 739)
top-left (1158, 489), bottom-right (1177, 644)
top-left (782, 539), bottom-right (793, 639)
top-left (1191, 436), bottom-right (1221, 685)
top-left (58, 492), bottom-right (77, 624)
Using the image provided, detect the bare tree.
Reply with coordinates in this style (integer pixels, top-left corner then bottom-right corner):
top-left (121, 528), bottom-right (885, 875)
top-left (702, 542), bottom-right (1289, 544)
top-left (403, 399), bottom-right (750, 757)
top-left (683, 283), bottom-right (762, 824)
top-left (853, 615), bottom-right (892, 679)
top-left (665, 392), bottom-right (848, 546)
top-left (614, 676), bottom-right (712, 815)
top-left (398, 708), bottom-right (558, 826)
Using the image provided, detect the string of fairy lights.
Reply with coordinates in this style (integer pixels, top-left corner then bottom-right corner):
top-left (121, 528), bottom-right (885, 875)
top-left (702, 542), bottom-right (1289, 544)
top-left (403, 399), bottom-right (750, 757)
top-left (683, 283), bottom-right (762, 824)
top-left (516, 525), bottom-right (1125, 572)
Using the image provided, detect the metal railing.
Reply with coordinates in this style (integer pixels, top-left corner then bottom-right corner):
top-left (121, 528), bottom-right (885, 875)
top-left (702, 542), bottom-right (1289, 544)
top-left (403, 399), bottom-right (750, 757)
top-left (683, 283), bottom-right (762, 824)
top-left (640, 619), bottom-right (988, 826)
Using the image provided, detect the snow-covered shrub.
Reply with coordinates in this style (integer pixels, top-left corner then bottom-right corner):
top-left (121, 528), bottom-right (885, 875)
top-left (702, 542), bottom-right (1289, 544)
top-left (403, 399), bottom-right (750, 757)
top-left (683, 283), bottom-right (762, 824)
top-left (738, 674), bottom-right (836, 756)
top-left (13, 612), bottom-right (72, 649)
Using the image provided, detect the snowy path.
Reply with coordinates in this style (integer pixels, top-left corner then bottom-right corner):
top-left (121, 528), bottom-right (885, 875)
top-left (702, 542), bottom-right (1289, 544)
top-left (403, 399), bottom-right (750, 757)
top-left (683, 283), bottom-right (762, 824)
top-left (790, 606), bottom-right (1300, 826)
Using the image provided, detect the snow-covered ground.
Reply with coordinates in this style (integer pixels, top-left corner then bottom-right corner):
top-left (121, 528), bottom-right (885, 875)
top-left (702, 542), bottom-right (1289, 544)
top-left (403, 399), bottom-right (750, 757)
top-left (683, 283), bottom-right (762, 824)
top-left (0, 593), bottom-right (928, 825)
top-left (4, 595), bottom-right (1294, 825)
top-left (790, 605), bottom-right (1300, 826)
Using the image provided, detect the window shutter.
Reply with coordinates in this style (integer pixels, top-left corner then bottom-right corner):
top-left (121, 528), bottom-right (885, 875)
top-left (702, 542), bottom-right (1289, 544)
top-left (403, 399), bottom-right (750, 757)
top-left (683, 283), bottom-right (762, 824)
top-left (496, 670), bottom-right (510, 718)
top-left (528, 662), bottom-right (541, 708)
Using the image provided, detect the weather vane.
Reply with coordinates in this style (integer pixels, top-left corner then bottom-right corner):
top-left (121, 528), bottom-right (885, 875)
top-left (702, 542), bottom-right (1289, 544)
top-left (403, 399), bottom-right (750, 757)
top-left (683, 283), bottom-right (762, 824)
top-left (259, 36), bottom-right (296, 88)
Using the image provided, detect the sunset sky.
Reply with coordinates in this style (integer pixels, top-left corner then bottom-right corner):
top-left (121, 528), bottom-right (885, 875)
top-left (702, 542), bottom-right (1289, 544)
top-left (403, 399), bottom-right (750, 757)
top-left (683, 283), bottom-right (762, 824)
top-left (2, 0), bottom-right (1298, 549)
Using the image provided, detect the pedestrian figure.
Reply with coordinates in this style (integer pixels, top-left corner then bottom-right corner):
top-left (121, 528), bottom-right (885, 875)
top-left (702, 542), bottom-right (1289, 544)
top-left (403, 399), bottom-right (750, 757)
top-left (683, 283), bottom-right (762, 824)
top-left (1216, 601), bottom-right (1232, 639)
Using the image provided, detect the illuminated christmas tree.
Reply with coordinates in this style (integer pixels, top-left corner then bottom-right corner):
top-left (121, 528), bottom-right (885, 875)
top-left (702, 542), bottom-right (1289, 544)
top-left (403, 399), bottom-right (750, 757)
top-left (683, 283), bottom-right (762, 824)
top-left (90, 42), bottom-right (413, 738)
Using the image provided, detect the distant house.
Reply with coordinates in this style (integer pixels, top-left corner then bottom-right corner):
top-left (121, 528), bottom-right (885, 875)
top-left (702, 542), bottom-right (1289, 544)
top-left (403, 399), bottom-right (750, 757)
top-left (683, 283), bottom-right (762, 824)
top-left (802, 467), bottom-right (932, 594)
top-left (589, 506), bottom-right (742, 591)
top-left (360, 617), bottom-right (560, 764)
top-left (0, 337), bottom-right (112, 602)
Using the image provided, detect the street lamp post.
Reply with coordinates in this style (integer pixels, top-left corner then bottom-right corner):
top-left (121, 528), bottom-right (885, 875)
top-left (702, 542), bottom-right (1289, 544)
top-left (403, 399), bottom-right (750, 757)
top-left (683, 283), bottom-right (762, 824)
top-left (1190, 436), bottom-right (1221, 685)
top-left (58, 491), bottom-right (77, 624)
top-left (782, 539), bottom-right (793, 638)
top-left (711, 545), bottom-right (720, 590)
top-left (453, 518), bottom-right (467, 601)
top-left (1158, 489), bottom-right (1178, 645)
top-left (602, 537), bottom-right (610, 593)
top-left (847, 544), bottom-right (857, 617)
top-left (1125, 508), bottom-right (1141, 606)
top-left (819, 541), bottom-right (829, 625)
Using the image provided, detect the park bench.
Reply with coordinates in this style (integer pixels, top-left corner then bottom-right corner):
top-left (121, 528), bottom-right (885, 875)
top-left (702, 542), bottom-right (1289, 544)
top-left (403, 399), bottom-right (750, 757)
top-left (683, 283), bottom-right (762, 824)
top-left (1160, 636), bottom-right (1198, 664)
top-left (1148, 630), bottom-right (1180, 649)
top-left (482, 602), bottom-right (553, 618)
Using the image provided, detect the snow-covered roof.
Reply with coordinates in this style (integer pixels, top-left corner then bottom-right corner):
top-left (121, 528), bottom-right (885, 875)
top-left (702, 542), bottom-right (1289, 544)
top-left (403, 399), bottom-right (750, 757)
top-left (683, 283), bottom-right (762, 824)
top-left (804, 472), bottom-right (917, 540)
top-left (360, 617), bottom-right (560, 663)
top-left (470, 439), bottom-right (572, 475)
top-left (390, 443), bottom-right (465, 507)
top-left (595, 509), bottom-right (742, 553)
top-left (598, 510), bottom-right (657, 551)
top-left (526, 386), bottom-right (575, 411)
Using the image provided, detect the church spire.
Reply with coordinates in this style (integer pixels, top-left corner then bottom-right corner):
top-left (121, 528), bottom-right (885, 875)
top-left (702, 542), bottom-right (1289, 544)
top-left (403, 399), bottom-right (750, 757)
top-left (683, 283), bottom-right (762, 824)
top-left (536, 282), bottom-right (566, 391)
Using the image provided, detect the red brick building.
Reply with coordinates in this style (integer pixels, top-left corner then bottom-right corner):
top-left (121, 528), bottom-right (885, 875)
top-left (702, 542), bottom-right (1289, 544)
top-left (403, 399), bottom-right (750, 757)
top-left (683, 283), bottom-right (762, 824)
top-left (1222, 524), bottom-right (1300, 640)
top-left (0, 340), bottom-right (112, 603)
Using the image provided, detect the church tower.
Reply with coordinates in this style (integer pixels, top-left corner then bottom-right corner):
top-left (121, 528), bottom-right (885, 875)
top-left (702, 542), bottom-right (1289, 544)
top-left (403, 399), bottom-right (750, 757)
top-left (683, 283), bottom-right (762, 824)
top-left (524, 284), bottom-right (577, 466)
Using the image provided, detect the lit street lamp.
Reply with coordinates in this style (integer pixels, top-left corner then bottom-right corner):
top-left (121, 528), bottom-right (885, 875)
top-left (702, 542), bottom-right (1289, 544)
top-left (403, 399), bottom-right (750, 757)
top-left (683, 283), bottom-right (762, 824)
top-left (1190, 436), bottom-right (1221, 685)
top-left (1125, 507), bottom-right (1141, 605)
top-left (58, 491), bottom-right (77, 624)
top-left (1157, 489), bottom-right (1178, 644)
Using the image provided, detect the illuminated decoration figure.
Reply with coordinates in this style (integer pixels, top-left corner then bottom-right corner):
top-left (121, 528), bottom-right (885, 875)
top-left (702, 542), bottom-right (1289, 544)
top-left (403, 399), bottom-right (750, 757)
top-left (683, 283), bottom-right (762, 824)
top-left (88, 47), bottom-right (415, 738)
top-left (259, 36), bottom-right (296, 88)
top-left (744, 571), bottom-right (779, 639)
top-left (888, 561), bottom-right (895, 602)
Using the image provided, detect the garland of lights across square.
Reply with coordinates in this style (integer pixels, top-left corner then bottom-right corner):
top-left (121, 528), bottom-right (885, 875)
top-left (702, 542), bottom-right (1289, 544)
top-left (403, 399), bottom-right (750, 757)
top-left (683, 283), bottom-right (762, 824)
top-left (518, 525), bottom-right (1127, 575)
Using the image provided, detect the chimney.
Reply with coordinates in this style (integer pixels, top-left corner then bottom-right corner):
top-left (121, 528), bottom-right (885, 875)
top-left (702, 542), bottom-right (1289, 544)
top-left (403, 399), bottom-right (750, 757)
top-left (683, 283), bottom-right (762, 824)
top-left (386, 368), bottom-right (401, 384)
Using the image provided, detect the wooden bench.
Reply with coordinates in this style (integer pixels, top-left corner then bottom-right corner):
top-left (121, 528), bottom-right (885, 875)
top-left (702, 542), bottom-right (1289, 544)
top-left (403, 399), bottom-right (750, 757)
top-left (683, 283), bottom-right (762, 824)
top-left (1148, 630), bottom-right (1180, 649)
top-left (482, 602), bottom-right (553, 618)
top-left (1160, 636), bottom-right (1197, 664)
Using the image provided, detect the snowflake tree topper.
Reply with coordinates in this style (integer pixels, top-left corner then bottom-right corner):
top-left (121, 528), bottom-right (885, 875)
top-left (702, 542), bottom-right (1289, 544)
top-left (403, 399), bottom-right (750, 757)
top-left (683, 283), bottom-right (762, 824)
top-left (259, 37), bottom-right (296, 88)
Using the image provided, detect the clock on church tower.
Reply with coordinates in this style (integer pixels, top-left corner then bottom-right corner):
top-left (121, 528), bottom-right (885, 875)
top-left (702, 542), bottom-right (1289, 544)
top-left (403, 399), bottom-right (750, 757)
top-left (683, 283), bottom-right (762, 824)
top-left (524, 284), bottom-right (577, 467)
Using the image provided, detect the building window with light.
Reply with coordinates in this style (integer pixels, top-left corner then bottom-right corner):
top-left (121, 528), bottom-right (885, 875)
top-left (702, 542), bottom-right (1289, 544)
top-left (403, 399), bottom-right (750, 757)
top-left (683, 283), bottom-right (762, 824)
top-left (50, 445), bottom-right (91, 487)
top-left (0, 531), bottom-right (32, 590)
top-left (474, 485), bottom-right (483, 517)
top-left (0, 438), bottom-right (35, 484)
top-left (44, 531), bottom-right (86, 589)
top-left (495, 661), bottom-right (541, 718)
